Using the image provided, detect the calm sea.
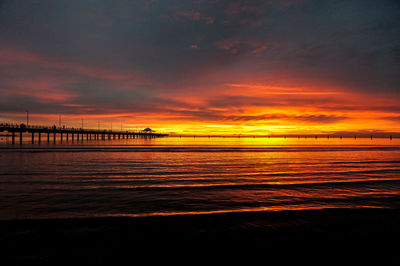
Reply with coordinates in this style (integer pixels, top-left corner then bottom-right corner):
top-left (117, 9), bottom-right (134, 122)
top-left (0, 137), bottom-right (399, 220)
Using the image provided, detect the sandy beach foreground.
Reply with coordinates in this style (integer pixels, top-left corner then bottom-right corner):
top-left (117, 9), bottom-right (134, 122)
top-left (1, 208), bottom-right (399, 264)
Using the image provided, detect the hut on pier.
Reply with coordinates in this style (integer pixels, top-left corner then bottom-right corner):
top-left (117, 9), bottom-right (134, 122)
top-left (141, 128), bottom-right (154, 133)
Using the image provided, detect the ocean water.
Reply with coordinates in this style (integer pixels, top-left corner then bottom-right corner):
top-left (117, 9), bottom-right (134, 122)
top-left (0, 137), bottom-right (399, 220)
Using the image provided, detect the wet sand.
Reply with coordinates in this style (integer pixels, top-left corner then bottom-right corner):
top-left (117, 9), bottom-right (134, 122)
top-left (1, 208), bottom-right (399, 264)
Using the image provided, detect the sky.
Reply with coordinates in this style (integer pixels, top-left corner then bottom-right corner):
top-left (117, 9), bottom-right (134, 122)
top-left (0, 0), bottom-right (399, 135)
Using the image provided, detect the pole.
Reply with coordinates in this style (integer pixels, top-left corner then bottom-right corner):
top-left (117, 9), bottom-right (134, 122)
top-left (26, 110), bottom-right (29, 126)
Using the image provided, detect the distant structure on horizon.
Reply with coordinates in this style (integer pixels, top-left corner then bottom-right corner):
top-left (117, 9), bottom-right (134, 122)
top-left (141, 128), bottom-right (154, 133)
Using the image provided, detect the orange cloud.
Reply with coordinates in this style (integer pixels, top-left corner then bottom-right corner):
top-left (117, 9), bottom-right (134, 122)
top-left (0, 46), bottom-right (148, 84)
top-left (7, 77), bottom-right (78, 103)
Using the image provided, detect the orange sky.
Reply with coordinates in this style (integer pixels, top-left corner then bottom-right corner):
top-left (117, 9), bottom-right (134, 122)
top-left (2, 81), bottom-right (398, 136)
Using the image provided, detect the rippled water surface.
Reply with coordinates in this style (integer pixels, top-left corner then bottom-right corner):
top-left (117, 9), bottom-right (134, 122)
top-left (0, 137), bottom-right (399, 219)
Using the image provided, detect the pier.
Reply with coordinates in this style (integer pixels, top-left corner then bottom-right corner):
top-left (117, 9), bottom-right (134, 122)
top-left (0, 123), bottom-right (168, 144)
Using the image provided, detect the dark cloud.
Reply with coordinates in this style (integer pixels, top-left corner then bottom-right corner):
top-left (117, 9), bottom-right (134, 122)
top-left (1, 0), bottom-right (399, 87)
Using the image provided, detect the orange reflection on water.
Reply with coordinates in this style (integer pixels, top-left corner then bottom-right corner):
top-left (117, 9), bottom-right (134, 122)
top-left (0, 137), bottom-right (399, 220)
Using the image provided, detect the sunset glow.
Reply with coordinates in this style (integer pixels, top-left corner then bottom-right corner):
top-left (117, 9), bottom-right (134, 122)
top-left (1, 1), bottom-right (400, 262)
top-left (0, 0), bottom-right (399, 135)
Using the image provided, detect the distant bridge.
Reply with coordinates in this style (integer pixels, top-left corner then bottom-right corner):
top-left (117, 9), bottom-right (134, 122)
top-left (0, 123), bottom-right (168, 144)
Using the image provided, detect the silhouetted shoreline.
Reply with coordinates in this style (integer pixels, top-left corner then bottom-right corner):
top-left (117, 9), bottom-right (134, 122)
top-left (1, 208), bottom-right (399, 264)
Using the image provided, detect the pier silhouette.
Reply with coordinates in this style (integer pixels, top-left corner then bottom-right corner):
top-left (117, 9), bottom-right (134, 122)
top-left (0, 123), bottom-right (168, 144)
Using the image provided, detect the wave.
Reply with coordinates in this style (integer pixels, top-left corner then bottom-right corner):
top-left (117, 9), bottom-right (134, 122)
top-left (1, 145), bottom-right (400, 153)
top-left (11, 177), bottom-right (398, 192)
